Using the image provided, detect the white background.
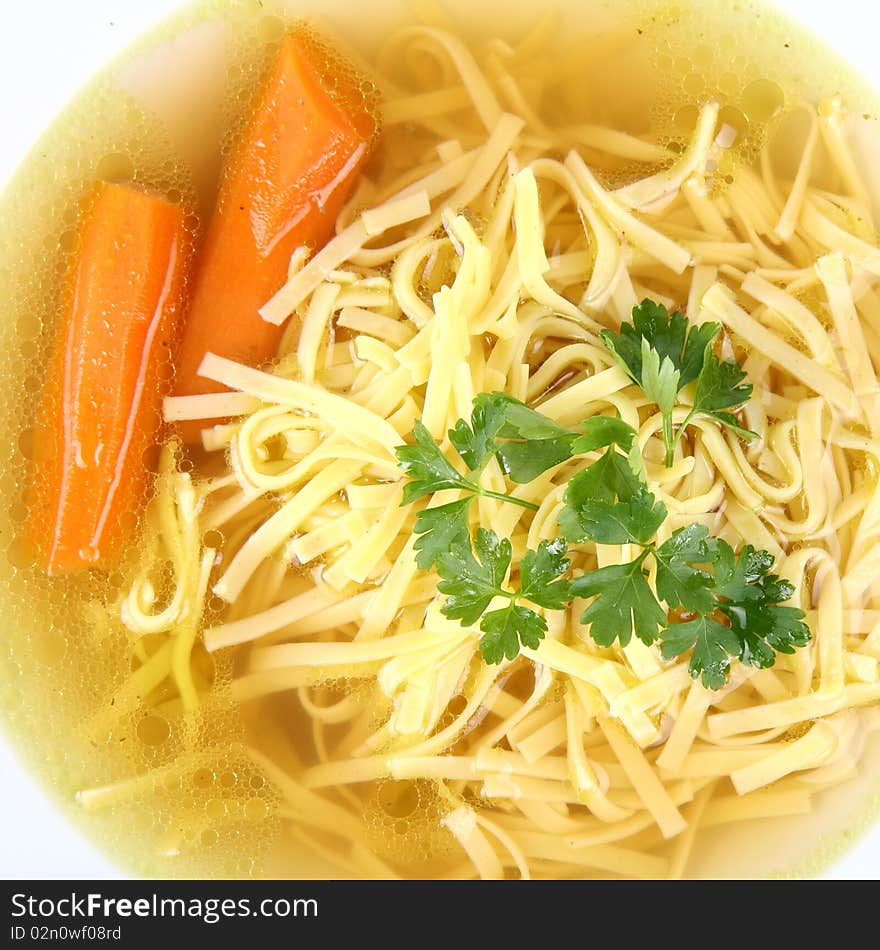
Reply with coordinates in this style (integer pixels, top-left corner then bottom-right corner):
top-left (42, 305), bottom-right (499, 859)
top-left (0, 0), bottom-right (878, 880)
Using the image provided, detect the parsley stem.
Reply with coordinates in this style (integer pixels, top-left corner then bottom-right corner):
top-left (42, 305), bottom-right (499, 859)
top-left (667, 409), bottom-right (697, 465)
top-left (477, 488), bottom-right (540, 511)
top-left (662, 413), bottom-right (676, 468)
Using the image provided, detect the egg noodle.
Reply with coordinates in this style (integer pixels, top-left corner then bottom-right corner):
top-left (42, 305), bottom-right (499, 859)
top-left (79, 16), bottom-right (880, 879)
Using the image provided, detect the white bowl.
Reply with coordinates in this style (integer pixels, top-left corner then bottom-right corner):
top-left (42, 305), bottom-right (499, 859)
top-left (1, 0), bottom-right (878, 880)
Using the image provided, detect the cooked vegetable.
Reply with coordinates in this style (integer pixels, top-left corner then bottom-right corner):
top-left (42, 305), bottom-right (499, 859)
top-left (28, 183), bottom-right (191, 574)
top-left (600, 300), bottom-right (756, 466)
top-left (173, 32), bottom-right (376, 439)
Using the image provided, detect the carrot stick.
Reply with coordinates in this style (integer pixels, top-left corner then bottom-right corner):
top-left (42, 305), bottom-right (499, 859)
top-left (173, 33), bottom-right (377, 440)
top-left (27, 182), bottom-right (191, 574)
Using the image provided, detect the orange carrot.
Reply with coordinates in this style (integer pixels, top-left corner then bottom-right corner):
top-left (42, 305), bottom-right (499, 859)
top-left (27, 182), bottom-right (191, 574)
top-left (173, 33), bottom-right (376, 439)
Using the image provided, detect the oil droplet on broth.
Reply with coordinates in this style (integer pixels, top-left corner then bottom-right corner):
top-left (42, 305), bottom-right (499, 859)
top-left (219, 768), bottom-right (238, 789)
top-left (200, 829), bottom-right (220, 847)
top-left (672, 103), bottom-right (699, 133)
top-left (257, 15), bottom-right (286, 42)
top-left (6, 536), bottom-right (36, 570)
top-left (717, 71), bottom-right (740, 97)
top-left (741, 77), bottom-right (785, 122)
top-left (8, 501), bottom-right (28, 523)
top-left (692, 43), bottom-right (713, 67)
top-left (95, 152), bottom-right (136, 182)
top-left (15, 312), bottom-right (42, 340)
top-left (377, 780), bottom-right (421, 819)
top-left (17, 428), bottom-right (37, 461)
top-left (137, 714), bottom-right (171, 747)
top-left (202, 528), bottom-right (224, 549)
top-left (245, 798), bottom-right (269, 822)
top-left (58, 229), bottom-right (78, 253)
top-left (192, 767), bottom-right (215, 790)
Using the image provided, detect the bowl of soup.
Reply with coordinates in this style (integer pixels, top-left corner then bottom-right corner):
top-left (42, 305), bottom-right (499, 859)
top-left (1, 0), bottom-right (879, 880)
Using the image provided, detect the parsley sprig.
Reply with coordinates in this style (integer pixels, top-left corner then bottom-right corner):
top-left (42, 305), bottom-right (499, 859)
top-left (600, 300), bottom-right (757, 467)
top-left (561, 456), bottom-right (810, 689)
top-left (399, 395), bottom-right (644, 569)
top-left (397, 419), bottom-right (541, 512)
top-left (394, 300), bottom-right (810, 687)
top-left (438, 532), bottom-right (572, 663)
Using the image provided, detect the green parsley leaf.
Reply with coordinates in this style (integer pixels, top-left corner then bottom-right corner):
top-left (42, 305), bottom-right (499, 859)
top-left (660, 613), bottom-right (742, 689)
top-left (600, 300), bottom-right (719, 392)
top-left (660, 540), bottom-right (811, 686)
top-left (476, 392), bottom-right (579, 483)
top-left (711, 542), bottom-right (776, 602)
top-left (398, 417), bottom-right (540, 512)
top-left (479, 604), bottom-right (547, 664)
top-left (654, 524), bottom-right (718, 614)
top-left (518, 538), bottom-right (572, 609)
top-left (498, 409), bottom-right (645, 485)
top-left (571, 415), bottom-right (644, 477)
top-left (396, 420), bottom-right (476, 504)
top-left (571, 415), bottom-right (638, 452)
top-left (705, 410), bottom-right (757, 442)
top-left (400, 386), bottom-right (810, 688)
top-left (600, 299), bottom-right (756, 467)
top-left (490, 395), bottom-right (576, 441)
top-left (448, 393), bottom-right (509, 472)
top-left (435, 528), bottom-right (566, 664)
top-left (639, 336), bottom-right (680, 416)
top-left (559, 449), bottom-right (666, 545)
top-left (692, 352), bottom-right (753, 412)
top-left (437, 528), bottom-right (511, 625)
top-left (690, 352), bottom-right (757, 442)
top-left (564, 485), bottom-right (667, 546)
top-left (567, 446), bottom-right (643, 503)
top-left (496, 437), bottom-right (577, 484)
top-left (571, 551), bottom-right (667, 647)
top-left (710, 541), bottom-right (811, 670)
top-left (412, 498), bottom-right (472, 571)
top-left (737, 606), bottom-right (812, 668)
